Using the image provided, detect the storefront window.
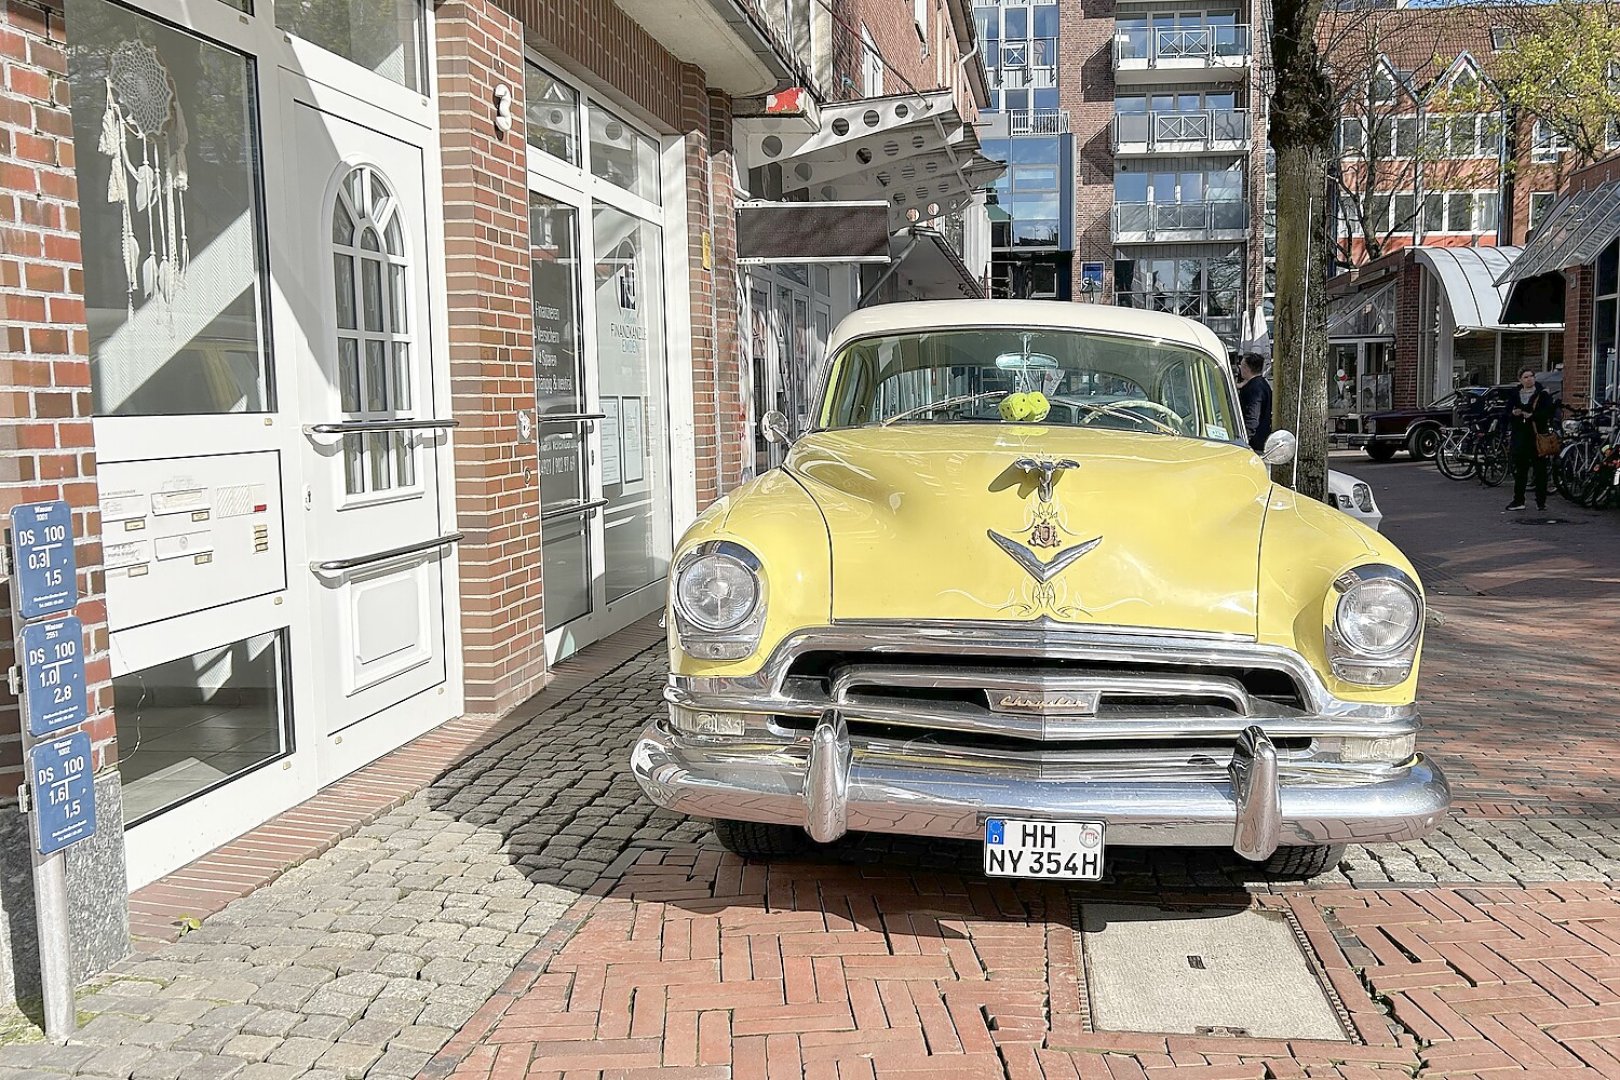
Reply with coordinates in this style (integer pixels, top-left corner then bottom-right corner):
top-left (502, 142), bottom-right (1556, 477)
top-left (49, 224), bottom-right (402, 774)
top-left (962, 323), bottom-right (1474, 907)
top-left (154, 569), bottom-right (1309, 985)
top-left (590, 107), bottom-right (660, 202)
top-left (115, 631), bottom-right (290, 824)
top-left (593, 205), bottom-right (671, 603)
top-left (525, 63), bottom-right (580, 165)
top-left (67, 0), bottom-right (270, 416)
top-left (1595, 240), bottom-right (1619, 402)
top-left (276, 0), bottom-right (425, 90)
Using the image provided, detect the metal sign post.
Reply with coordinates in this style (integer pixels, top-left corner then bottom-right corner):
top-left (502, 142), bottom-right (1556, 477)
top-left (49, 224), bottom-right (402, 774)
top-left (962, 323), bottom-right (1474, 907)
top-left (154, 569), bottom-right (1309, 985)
top-left (8, 500), bottom-right (93, 1043)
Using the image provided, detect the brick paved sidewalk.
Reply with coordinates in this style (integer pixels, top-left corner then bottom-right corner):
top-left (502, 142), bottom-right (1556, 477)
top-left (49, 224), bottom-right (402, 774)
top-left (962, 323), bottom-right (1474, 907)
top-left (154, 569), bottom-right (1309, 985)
top-left (427, 846), bottom-right (1620, 1080)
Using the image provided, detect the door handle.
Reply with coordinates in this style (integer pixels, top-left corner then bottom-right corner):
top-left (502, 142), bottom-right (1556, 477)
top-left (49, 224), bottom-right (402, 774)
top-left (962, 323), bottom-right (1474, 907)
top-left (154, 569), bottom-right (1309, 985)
top-left (539, 498), bottom-right (608, 522)
top-left (310, 531), bottom-right (463, 573)
top-left (304, 419), bottom-right (460, 436)
top-left (536, 412), bottom-right (608, 425)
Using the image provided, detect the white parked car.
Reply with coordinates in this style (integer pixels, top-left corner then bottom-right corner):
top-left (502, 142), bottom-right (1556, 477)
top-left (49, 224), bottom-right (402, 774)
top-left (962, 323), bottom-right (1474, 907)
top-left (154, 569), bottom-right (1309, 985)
top-left (1328, 469), bottom-right (1383, 531)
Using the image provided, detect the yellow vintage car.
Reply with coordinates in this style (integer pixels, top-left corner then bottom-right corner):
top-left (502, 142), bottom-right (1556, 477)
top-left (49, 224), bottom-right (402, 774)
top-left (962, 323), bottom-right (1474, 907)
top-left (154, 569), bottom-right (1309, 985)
top-left (631, 300), bottom-right (1448, 880)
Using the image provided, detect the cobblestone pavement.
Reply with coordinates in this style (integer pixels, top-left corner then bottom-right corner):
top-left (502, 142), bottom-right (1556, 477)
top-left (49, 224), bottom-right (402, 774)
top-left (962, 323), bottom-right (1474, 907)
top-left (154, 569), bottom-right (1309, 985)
top-left (434, 849), bottom-right (1620, 1079)
top-left (2, 462), bottom-right (1618, 1078)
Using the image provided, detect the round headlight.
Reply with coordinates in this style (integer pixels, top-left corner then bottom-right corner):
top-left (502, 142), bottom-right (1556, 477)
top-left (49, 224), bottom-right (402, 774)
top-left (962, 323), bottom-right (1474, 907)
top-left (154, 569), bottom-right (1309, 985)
top-left (1352, 483), bottom-right (1374, 513)
top-left (675, 553), bottom-right (760, 631)
top-left (1336, 577), bottom-right (1420, 655)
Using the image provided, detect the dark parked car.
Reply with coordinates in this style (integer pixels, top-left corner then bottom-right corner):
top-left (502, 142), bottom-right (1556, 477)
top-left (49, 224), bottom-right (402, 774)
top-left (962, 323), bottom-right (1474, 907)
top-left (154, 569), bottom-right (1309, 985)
top-left (1340, 385), bottom-right (1517, 461)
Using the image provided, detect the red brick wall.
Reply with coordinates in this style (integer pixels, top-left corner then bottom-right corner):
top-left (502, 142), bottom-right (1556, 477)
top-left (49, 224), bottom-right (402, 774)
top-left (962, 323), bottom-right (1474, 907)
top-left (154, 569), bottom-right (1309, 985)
top-left (704, 89), bottom-right (745, 506)
top-left (1394, 258), bottom-right (1423, 409)
top-left (1564, 264), bottom-right (1595, 410)
top-left (437, 0), bottom-right (546, 716)
top-left (0, 0), bottom-right (112, 795)
top-left (1057, 0), bottom-right (1116, 300)
top-left (508, 0), bottom-right (688, 132)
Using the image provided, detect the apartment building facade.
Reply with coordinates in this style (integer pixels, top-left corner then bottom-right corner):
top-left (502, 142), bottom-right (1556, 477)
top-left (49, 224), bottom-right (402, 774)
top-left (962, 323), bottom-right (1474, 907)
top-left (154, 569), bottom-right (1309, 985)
top-left (0, 0), bottom-right (993, 1000)
top-left (1323, 4), bottom-right (1614, 415)
top-left (975, 0), bottom-right (1270, 352)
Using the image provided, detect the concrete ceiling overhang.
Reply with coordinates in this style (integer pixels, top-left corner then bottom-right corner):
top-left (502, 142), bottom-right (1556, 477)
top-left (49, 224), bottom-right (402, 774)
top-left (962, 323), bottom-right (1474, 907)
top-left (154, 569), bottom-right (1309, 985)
top-left (611, 0), bottom-right (794, 98)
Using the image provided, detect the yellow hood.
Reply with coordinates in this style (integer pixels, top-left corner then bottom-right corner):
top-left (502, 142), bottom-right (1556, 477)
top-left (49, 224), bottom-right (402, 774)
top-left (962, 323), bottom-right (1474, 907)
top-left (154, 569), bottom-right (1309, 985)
top-left (786, 425), bottom-right (1271, 636)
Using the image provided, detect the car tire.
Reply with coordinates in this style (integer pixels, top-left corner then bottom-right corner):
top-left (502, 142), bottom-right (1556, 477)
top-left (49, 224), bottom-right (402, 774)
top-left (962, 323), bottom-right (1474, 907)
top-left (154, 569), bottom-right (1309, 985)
top-left (711, 819), bottom-right (808, 858)
top-left (1408, 426), bottom-right (1441, 460)
top-left (1255, 844), bottom-right (1347, 879)
top-left (1364, 442), bottom-right (1398, 462)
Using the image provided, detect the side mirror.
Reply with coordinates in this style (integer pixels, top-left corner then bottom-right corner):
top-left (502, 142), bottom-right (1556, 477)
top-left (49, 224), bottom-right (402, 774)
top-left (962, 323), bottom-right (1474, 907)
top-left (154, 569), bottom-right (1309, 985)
top-left (761, 410), bottom-right (791, 445)
top-left (1261, 430), bottom-right (1298, 465)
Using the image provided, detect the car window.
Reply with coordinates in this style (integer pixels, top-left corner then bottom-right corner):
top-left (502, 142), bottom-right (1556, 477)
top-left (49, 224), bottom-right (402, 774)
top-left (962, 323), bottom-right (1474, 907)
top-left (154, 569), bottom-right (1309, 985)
top-left (821, 327), bottom-right (1242, 443)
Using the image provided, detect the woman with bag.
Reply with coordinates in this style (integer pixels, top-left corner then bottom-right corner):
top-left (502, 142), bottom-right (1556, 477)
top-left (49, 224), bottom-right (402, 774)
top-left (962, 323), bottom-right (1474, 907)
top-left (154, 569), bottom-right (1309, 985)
top-left (1505, 367), bottom-right (1557, 511)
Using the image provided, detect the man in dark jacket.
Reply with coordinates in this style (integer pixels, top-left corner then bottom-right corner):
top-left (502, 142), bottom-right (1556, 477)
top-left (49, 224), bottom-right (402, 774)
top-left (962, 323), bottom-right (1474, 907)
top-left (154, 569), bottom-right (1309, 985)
top-left (1237, 354), bottom-right (1272, 453)
top-left (1505, 367), bottom-right (1556, 511)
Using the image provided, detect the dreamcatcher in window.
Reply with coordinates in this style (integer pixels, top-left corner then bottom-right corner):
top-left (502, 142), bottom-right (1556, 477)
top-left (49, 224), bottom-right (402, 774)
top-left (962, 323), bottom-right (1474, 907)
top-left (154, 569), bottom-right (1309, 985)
top-left (97, 40), bottom-right (190, 315)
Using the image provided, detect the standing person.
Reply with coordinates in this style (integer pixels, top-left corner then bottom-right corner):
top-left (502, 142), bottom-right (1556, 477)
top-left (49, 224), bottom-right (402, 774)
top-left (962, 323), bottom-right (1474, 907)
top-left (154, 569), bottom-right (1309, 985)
top-left (1237, 353), bottom-right (1272, 453)
top-left (1505, 367), bottom-right (1556, 511)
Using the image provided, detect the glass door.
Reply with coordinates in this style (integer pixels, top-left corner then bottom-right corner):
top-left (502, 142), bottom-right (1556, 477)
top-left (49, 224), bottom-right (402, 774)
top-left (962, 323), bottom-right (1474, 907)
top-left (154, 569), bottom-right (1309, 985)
top-left (531, 192), bottom-right (598, 633)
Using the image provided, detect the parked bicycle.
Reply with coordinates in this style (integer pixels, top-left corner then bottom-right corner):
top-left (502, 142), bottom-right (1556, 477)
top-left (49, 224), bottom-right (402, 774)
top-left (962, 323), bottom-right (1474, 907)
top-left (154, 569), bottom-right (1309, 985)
top-left (1555, 405), bottom-right (1619, 506)
top-left (1435, 403), bottom-right (1509, 486)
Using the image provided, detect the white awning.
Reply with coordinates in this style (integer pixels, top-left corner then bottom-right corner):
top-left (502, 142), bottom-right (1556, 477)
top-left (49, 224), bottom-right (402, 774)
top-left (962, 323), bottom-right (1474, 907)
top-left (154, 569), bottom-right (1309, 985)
top-left (1413, 245), bottom-right (1561, 334)
top-left (744, 90), bottom-right (1005, 227)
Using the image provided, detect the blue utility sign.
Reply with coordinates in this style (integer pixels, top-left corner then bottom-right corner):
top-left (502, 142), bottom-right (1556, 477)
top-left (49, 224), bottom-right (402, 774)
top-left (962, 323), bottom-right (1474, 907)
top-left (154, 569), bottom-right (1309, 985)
top-left (20, 617), bottom-right (86, 737)
top-left (30, 732), bottom-right (95, 856)
top-left (10, 501), bottom-right (78, 620)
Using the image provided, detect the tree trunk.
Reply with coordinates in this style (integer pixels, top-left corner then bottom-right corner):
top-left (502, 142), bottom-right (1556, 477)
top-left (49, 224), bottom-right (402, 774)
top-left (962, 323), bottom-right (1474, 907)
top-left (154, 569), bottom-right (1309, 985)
top-left (1268, 0), bottom-right (1334, 502)
top-left (1269, 144), bottom-right (1332, 501)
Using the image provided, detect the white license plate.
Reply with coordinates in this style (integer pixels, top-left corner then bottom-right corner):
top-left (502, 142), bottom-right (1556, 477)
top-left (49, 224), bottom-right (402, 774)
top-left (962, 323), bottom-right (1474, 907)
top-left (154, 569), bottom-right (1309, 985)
top-left (983, 818), bottom-right (1105, 880)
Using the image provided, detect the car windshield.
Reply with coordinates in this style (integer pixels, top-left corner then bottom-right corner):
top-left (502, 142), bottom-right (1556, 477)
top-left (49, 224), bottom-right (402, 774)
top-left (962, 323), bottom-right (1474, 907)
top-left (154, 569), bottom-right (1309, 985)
top-left (820, 327), bottom-right (1243, 443)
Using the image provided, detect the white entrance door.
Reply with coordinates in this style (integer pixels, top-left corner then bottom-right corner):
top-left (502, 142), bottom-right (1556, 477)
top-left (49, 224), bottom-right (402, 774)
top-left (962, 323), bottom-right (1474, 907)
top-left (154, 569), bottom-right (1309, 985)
top-left (286, 87), bottom-right (456, 779)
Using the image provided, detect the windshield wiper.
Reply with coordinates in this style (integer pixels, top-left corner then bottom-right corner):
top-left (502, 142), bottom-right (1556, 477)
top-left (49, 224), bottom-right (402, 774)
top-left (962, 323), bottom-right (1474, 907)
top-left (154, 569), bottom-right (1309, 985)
top-left (880, 390), bottom-right (1008, 426)
top-left (1050, 396), bottom-right (1185, 437)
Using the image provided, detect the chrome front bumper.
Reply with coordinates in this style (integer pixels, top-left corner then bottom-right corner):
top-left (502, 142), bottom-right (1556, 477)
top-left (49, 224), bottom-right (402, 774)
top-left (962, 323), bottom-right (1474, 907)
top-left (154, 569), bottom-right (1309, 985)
top-left (631, 712), bottom-right (1450, 859)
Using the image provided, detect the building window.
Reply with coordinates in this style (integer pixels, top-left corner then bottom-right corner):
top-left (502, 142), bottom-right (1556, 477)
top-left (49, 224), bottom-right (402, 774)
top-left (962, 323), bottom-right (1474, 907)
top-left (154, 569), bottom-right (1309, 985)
top-left (590, 105), bottom-right (661, 202)
top-left (1531, 120), bottom-right (1572, 163)
top-left (1420, 190), bottom-right (1497, 234)
top-left (1113, 255), bottom-right (1244, 338)
top-left (1490, 27), bottom-right (1512, 50)
top-left (525, 63), bottom-right (581, 165)
top-left (1596, 239), bottom-right (1619, 403)
top-left (331, 165), bottom-right (418, 497)
top-left (1529, 192), bottom-right (1556, 233)
top-left (115, 631), bottom-right (292, 825)
top-left (67, 0), bottom-right (271, 417)
top-left (862, 25), bottom-right (884, 96)
top-left (276, 0), bottom-right (427, 90)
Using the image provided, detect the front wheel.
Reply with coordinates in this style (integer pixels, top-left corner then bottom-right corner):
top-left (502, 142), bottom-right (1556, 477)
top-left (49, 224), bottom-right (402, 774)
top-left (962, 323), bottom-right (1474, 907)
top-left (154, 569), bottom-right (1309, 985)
top-left (711, 819), bottom-right (808, 858)
top-left (1254, 844), bottom-right (1347, 879)
top-left (1408, 425), bottom-right (1442, 460)
top-left (1478, 438), bottom-right (1510, 487)
top-left (1436, 437), bottom-right (1476, 481)
top-left (1364, 441), bottom-right (1399, 462)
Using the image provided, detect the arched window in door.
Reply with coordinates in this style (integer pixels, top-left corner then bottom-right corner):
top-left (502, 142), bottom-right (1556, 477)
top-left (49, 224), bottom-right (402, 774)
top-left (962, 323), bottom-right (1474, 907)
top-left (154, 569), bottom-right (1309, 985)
top-left (332, 164), bottom-right (416, 496)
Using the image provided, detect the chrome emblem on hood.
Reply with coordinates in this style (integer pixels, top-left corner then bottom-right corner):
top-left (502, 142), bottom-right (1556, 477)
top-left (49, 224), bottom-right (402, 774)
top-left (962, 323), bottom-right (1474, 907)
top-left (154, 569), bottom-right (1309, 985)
top-left (988, 689), bottom-right (1102, 716)
top-left (987, 530), bottom-right (1101, 583)
top-left (1014, 456), bottom-right (1079, 503)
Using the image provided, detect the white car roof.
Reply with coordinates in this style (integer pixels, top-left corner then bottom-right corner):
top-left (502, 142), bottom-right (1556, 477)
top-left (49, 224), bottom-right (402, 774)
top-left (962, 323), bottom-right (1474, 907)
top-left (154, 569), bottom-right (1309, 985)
top-left (826, 300), bottom-right (1230, 361)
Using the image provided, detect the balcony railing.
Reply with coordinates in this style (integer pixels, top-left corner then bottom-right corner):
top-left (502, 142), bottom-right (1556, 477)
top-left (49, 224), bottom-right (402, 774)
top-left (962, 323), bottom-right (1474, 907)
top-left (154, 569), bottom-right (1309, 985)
top-left (1112, 109), bottom-right (1250, 152)
top-left (1011, 109), bottom-right (1070, 135)
top-left (1112, 201), bottom-right (1249, 242)
top-left (1115, 296), bottom-right (1241, 340)
top-left (1113, 25), bottom-right (1251, 68)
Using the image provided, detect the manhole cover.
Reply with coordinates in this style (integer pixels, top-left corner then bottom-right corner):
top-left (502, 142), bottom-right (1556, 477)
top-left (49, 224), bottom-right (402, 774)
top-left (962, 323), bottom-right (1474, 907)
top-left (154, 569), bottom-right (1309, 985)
top-left (1079, 903), bottom-right (1351, 1041)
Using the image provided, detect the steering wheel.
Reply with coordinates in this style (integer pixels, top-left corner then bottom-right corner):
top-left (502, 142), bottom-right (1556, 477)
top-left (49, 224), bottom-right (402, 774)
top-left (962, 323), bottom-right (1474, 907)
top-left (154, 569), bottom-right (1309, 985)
top-left (1079, 399), bottom-right (1188, 432)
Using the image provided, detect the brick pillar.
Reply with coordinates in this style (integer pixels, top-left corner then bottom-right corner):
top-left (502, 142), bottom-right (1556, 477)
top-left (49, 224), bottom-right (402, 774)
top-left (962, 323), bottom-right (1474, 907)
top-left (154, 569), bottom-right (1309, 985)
top-left (708, 90), bottom-right (744, 502)
top-left (0, 0), bottom-right (127, 1004)
top-left (1563, 264), bottom-right (1594, 410)
top-left (1059, 0), bottom-right (1117, 302)
top-left (1393, 259), bottom-right (1422, 409)
top-left (682, 71), bottom-right (720, 511)
top-left (436, 0), bottom-right (545, 715)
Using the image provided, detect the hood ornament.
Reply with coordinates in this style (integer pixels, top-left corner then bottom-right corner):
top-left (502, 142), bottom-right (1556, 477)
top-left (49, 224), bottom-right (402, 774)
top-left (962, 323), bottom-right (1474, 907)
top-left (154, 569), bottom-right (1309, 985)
top-left (989, 455), bottom-right (1102, 588)
top-left (1014, 457), bottom-right (1079, 503)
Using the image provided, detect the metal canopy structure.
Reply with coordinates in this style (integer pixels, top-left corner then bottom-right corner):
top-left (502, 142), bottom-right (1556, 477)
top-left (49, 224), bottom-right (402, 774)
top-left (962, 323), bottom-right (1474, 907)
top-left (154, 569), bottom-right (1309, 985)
top-left (1497, 180), bottom-right (1620, 288)
top-left (1413, 245), bottom-right (1561, 334)
top-left (1327, 279), bottom-right (1397, 341)
top-left (743, 90), bottom-right (1005, 226)
top-left (858, 226), bottom-right (986, 305)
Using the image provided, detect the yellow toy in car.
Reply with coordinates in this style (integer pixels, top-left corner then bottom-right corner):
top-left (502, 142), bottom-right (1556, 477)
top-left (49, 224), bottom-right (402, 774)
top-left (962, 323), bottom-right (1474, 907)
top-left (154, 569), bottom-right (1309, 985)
top-left (999, 391), bottom-right (1051, 422)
